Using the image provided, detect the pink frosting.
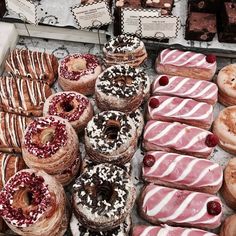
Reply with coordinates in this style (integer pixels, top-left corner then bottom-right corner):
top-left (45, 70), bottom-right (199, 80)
top-left (141, 184), bottom-right (222, 229)
top-left (152, 75), bottom-right (218, 104)
top-left (132, 225), bottom-right (217, 236)
top-left (147, 95), bottom-right (213, 125)
top-left (142, 151), bottom-right (223, 190)
top-left (159, 49), bottom-right (216, 69)
top-left (143, 120), bottom-right (214, 157)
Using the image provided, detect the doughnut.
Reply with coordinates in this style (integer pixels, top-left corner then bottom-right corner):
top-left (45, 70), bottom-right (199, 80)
top-left (220, 215), bottom-right (236, 236)
top-left (85, 110), bottom-right (137, 165)
top-left (152, 75), bottom-right (218, 105)
top-left (217, 64), bottom-right (236, 106)
top-left (139, 184), bottom-right (222, 229)
top-left (0, 76), bottom-right (53, 116)
top-left (142, 151), bottom-right (223, 194)
top-left (70, 214), bottom-right (131, 236)
top-left (0, 169), bottom-right (68, 236)
top-left (213, 106), bottom-right (236, 154)
top-left (155, 49), bottom-right (217, 81)
top-left (58, 54), bottom-right (102, 95)
top-left (22, 116), bottom-right (80, 186)
top-left (128, 109), bottom-right (144, 138)
top-left (143, 120), bottom-right (218, 159)
top-left (132, 225), bottom-right (217, 236)
top-left (72, 163), bottom-right (136, 231)
top-left (5, 49), bottom-right (58, 86)
top-left (95, 65), bottom-right (150, 113)
top-left (221, 158), bottom-right (236, 210)
top-left (147, 95), bottom-right (213, 130)
top-left (103, 34), bottom-right (148, 67)
top-left (43, 91), bottom-right (93, 132)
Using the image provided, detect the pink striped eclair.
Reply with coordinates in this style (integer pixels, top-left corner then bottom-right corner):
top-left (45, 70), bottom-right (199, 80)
top-left (147, 95), bottom-right (213, 130)
top-left (142, 151), bottom-right (223, 194)
top-left (139, 184), bottom-right (222, 229)
top-left (152, 75), bottom-right (218, 105)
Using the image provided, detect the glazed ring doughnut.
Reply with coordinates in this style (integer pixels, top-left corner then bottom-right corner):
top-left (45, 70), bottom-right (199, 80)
top-left (85, 110), bottom-right (137, 165)
top-left (72, 163), bottom-right (136, 231)
top-left (58, 54), bottom-right (102, 95)
top-left (43, 91), bottom-right (93, 132)
top-left (22, 116), bottom-right (80, 186)
top-left (129, 108), bottom-right (144, 138)
top-left (0, 169), bottom-right (68, 236)
top-left (95, 65), bottom-right (150, 113)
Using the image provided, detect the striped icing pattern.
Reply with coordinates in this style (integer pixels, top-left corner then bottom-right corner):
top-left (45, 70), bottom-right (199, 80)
top-left (159, 49), bottom-right (216, 69)
top-left (152, 75), bottom-right (218, 104)
top-left (147, 95), bottom-right (213, 124)
top-left (143, 120), bottom-right (213, 155)
top-left (141, 184), bottom-right (222, 228)
top-left (142, 151), bottom-right (223, 189)
top-left (132, 225), bottom-right (217, 236)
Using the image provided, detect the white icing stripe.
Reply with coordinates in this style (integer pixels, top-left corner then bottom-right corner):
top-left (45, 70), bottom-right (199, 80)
top-left (172, 53), bottom-right (203, 67)
top-left (162, 99), bottom-right (190, 116)
top-left (180, 103), bottom-right (212, 119)
top-left (181, 80), bottom-right (204, 96)
top-left (1, 154), bottom-right (10, 186)
top-left (16, 78), bottom-right (27, 110)
top-left (152, 96), bottom-right (176, 111)
top-left (140, 227), bottom-right (155, 236)
top-left (187, 83), bottom-right (215, 98)
top-left (159, 78), bottom-right (190, 94)
top-left (164, 128), bottom-right (186, 146)
top-left (160, 49), bottom-right (177, 62)
top-left (143, 185), bottom-right (164, 206)
top-left (204, 90), bottom-right (218, 100)
top-left (195, 57), bottom-right (207, 67)
top-left (157, 228), bottom-right (170, 235)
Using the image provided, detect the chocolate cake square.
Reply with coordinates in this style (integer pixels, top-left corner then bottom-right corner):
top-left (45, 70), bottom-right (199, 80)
top-left (185, 12), bottom-right (216, 41)
top-left (188, 0), bottom-right (220, 13)
top-left (220, 2), bottom-right (236, 33)
top-left (116, 0), bottom-right (142, 8)
top-left (143, 0), bottom-right (174, 15)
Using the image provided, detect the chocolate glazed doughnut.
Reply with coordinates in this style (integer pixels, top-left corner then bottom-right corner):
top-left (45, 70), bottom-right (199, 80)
top-left (72, 163), bottom-right (136, 231)
top-left (43, 91), bottom-right (93, 132)
top-left (0, 169), bottom-right (68, 236)
top-left (95, 65), bottom-right (150, 113)
top-left (85, 111), bottom-right (137, 165)
top-left (22, 116), bottom-right (80, 186)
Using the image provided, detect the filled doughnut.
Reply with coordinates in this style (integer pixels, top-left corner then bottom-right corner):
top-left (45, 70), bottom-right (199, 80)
top-left (72, 163), bottom-right (136, 231)
top-left (220, 215), bottom-right (236, 236)
top-left (0, 169), bottom-right (68, 236)
top-left (43, 91), bottom-right (93, 132)
top-left (103, 34), bottom-right (148, 67)
top-left (22, 116), bottom-right (80, 186)
top-left (58, 54), bottom-right (102, 95)
top-left (85, 110), bottom-right (137, 165)
top-left (95, 65), bottom-right (150, 113)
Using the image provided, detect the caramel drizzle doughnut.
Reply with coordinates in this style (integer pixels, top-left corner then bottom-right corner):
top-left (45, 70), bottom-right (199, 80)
top-left (48, 92), bottom-right (89, 122)
top-left (59, 54), bottom-right (100, 81)
top-left (0, 171), bottom-right (51, 227)
top-left (24, 117), bottom-right (68, 158)
top-left (86, 111), bottom-right (133, 154)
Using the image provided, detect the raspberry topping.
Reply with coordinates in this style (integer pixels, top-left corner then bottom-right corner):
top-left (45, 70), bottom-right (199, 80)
top-left (149, 98), bottom-right (160, 109)
top-left (207, 201), bottom-right (222, 215)
top-left (206, 54), bottom-right (216, 63)
top-left (205, 134), bottom-right (219, 147)
top-left (143, 154), bottom-right (155, 167)
top-left (159, 76), bottom-right (169, 86)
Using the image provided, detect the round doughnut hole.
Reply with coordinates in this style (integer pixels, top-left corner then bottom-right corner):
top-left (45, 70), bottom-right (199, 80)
top-left (115, 76), bottom-right (133, 87)
top-left (40, 128), bottom-right (56, 144)
top-left (104, 120), bottom-right (121, 140)
top-left (12, 188), bottom-right (34, 210)
top-left (96, 181), bottom-right (113, 202)
top-left (60, 101), bottom-right (74, 112)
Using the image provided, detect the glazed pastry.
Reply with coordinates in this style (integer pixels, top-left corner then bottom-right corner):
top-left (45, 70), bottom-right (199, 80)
top-left (142, 151), bottom-right (223, 194)
top-left (221, 158), bottom-right (236, 210)
top-left (129, 109), bottom-right (144, 138)
top-left (103, 35), bottom-right (148, 68)
top-left (0, 153), bottom-right (26, 190)
top-left (43, 91), bottom-right (93, 132)
top-left (217, 64), bottom-right (236, 106)
top-left (5, 49), bottom-right (58, 86)
top-left (220, 214), bottom-right (236, 236)
top-left (155, 49), bottom-right (217, 81)
top-left (0, 169), bottom-right (68, 236)
top-left (95, 65), bottom-right (150, 113)
top-left (70, 214), bottom-right (131, 236)
top-left (0, 112), bottom-right (32, 153)
top-left (143, 120), bottom-right (218, 159)
top-left (144, 0), bottom-right (174, 15)
top-left (147, 95), bottom-right (213, 130)
top-left (0, 76), bottom-right (53, 116)
top-left (58, 54), bottom-right (102, 95)
top-left (85, 111), bottom-right (137, 165)
top-left (72, 163), bottom-right (136, 231)
top-left (22, 116), bottom-right (80, 186)
top-left (213, 106), bottom-right (236, 154)
top-left (132, 225), bottom-right (217, 236)
top-left (139, 184), bottom-right (222, 229)
top-left (152, 75), bottom-right (218, 105)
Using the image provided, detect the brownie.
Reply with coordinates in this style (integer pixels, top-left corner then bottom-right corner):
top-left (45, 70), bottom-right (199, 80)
top-left (185, 12), bottom-right (216, 41)
top-left (188, 0), bottom-right (220, 13)
top-left (116, 0), bottom-right (142, 7)
top-left (143, 0), bottom-right (174, 15)
top-left (220, 2), bottom-right (236, 33)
